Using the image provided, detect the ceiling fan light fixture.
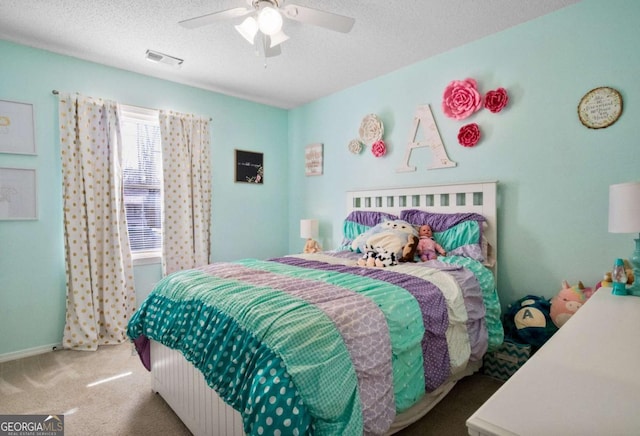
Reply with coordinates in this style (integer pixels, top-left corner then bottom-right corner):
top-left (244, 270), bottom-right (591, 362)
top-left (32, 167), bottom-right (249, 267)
top-left (269, 30), bottom-right (289, 48)
top-left (235, 16), bottom-right (259, 44)
top-left (257, 6), bottom-right (283, 35)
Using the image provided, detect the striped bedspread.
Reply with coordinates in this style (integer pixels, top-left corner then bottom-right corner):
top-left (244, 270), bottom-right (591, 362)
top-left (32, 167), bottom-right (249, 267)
top-left (127, 251), bottom-right (502, 436)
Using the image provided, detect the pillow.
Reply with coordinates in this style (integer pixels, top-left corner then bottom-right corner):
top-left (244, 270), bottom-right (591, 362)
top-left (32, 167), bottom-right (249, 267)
top-left (339, 211), bottom-right (399, 251)
top-left (433, 220), bottom-right (484, 261)
top-left (400, 210), bottom-right (486, 261)
top-left (399, 209), bottom-right (485, 232)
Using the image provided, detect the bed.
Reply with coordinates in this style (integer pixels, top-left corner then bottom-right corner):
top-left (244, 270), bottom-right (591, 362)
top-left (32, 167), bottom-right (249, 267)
top-left (127, 181), bottom-right (502, 436)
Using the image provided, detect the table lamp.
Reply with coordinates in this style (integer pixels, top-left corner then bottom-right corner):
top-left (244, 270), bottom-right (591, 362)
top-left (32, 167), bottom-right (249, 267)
top-left (300, 219), bottom-right (321, 253)
top-left (608, 181), bottom-right (640, 296)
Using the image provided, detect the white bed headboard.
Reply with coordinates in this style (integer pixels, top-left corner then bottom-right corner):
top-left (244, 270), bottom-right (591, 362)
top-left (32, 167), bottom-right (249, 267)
top-left (346, 181), bottom-right (498, 274)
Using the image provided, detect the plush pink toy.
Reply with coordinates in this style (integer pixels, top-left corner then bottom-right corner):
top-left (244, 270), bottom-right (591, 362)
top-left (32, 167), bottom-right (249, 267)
top-left (550, 281), bottom-right (586, 328)
top-left (416, 224), bottom-right (446, 261)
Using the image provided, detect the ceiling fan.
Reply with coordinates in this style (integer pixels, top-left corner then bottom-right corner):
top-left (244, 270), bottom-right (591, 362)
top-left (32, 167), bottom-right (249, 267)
top-left (179, 0), bottom-right (355, 58)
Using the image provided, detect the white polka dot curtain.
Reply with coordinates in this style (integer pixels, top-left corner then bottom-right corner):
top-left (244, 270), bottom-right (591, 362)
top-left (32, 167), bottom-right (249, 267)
top-left (159, 111), bottom-right (212, 275)
top-left (58, 93), bottom-right (136, 350)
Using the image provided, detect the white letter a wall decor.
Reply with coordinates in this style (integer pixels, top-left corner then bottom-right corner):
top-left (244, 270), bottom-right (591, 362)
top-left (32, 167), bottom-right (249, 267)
top-left (396, 104), bottom-right (456, 172)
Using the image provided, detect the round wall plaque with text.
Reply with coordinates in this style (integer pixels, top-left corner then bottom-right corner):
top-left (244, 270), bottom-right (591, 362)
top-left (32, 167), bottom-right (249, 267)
top-left (577, 87), bottom-right (623, 129)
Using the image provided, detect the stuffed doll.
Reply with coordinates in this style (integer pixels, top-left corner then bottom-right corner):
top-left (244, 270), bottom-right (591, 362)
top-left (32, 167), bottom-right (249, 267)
top-left (416, 224), bottom-right (446, 261)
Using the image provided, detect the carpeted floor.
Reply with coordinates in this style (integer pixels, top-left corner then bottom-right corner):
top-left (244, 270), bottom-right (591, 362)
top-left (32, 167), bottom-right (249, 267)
top-left (0, 343), bottom-right (502, 435)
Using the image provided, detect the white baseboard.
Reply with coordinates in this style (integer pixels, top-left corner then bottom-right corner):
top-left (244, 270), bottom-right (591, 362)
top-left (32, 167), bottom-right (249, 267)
top-left (0, 343), bottom-right (62, 363)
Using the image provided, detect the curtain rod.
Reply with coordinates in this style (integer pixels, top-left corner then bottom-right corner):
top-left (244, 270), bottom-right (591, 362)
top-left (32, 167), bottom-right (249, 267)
top-left (51, 89), bottom-right (212, 121)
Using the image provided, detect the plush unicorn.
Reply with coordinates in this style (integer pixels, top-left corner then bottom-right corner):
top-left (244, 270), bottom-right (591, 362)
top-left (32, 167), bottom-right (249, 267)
top-left (550, 281), bottom-right (587, 328)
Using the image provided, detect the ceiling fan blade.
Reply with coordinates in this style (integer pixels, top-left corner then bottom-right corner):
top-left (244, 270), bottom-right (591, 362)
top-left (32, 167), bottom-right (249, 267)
top-left (282, 4), bottom-right (355, 33)
top-left (179, 7), bottom-right (251, 29)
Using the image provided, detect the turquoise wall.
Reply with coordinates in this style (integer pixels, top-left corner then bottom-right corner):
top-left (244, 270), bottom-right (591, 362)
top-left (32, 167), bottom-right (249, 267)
top-left (1, 0), bottom-right (639, 357)
top-left (287, 0), bottom-right (639, 305)
top-left (0, 41), bottom-right (288, 356)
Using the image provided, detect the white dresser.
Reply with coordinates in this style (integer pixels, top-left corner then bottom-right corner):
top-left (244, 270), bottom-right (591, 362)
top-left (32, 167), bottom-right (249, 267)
top-left (467, 288), bottom-right (640, 436)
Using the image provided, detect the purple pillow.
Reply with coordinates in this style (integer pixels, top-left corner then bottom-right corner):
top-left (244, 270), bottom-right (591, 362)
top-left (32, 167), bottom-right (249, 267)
top-left (399, 210), bottom-right (485, 232)
top-left (346, 211), bottom-right (399, 227)
top-left (340, 211), bottom-right (399, 250)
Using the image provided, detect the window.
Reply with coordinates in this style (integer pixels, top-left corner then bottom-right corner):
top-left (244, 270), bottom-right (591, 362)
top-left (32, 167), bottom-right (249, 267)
top-left (120, 105), bottom-right (162, 262)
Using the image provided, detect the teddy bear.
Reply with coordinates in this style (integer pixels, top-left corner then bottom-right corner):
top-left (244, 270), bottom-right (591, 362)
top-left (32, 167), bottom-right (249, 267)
top-left (550, 281), bottom-right (586, 328)
top-left (303, 238), bottom-right (321, 253)
top-left (416, 224), bottom-right (446, 261)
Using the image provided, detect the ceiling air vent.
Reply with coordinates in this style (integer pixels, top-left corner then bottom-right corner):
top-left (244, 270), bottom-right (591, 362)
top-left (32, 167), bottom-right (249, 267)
top-left (145, 49), bottom-right (183, 66)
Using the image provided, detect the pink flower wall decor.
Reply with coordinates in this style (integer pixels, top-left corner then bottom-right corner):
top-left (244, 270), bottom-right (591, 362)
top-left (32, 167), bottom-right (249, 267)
top-left (442, 78), bottom-right (483, 120)
top-left (458, 123), bottom-right (481, 147)
top-left (484, 87), bottom-right (509, 113)
top-left (371, 140), bottom-right (387, 157)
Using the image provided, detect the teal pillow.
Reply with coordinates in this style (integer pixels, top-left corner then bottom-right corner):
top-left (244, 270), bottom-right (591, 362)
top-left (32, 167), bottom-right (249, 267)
top-left (339, 211), bottom-right (399, 250)
top-left (434, 220), bottom-right (484, 261)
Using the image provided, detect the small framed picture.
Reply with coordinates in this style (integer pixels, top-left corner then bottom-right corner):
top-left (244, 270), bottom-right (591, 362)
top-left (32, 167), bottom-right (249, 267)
top-left (0, 99), bottom-right (36, 155)
top-left (305, 143), bottom-right (323, 176)
top-left (235, 149), bottom-right (263, 184)
top-left (0, 167), bottom-right (38, 220)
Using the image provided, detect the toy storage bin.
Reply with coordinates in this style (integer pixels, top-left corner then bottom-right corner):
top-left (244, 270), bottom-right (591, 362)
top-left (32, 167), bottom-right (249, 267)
top-left (483, 340), bottom-right (531, 381)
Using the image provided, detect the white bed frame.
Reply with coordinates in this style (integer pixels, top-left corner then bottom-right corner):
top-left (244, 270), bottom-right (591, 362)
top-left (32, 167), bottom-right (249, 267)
top-left (346, 180), bottom-right (498, 278)
top-left (150, 181), bottom-right (498, 436)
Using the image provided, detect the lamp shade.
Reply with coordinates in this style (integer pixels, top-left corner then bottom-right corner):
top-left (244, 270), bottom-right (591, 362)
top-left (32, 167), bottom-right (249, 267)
top-left (300, 219), bottom-right (319, 239)
top-left (268, 30), bottom-right (289, 48)
top-left (608, 182), bottom-right (640, 233)
top-left (235, 16), bottom-right (259, 44)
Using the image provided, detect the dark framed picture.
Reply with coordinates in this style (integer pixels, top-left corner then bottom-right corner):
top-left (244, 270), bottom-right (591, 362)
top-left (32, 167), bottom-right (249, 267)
top-left (235, 149), bottom-right (263, 184)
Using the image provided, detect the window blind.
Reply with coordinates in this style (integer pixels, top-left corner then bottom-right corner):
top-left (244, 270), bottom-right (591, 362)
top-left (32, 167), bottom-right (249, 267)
top-left (119, 105), bottom-right (162, 256)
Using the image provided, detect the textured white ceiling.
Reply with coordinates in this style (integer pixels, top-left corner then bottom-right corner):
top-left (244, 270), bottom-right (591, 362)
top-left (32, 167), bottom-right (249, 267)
top-left (0, 0), bottom-right (580, 109)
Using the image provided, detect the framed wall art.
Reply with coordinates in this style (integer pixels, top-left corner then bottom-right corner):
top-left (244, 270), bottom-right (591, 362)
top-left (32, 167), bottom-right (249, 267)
top-left (577, 86), bottom-right (623, 129)
top-left (235, 149), bottom-right (264, 184)
top-left (305, 143), bottom-right (323, 176)
top-left (0, 167), bottom-right (38, 220)
top-left (0, 99), bottom-right (36, 155)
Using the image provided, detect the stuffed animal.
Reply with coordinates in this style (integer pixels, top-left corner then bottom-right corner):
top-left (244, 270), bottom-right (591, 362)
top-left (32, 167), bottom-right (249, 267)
top-left (579, 281), bottom-right (595, 300)
top-left (623, 259), bottom-right (635, 285)
top-left (416, 224), bottom-right (446, 261)
top-left (371, 246), bottom-right (397, 267)
top-left (593, 260), bottom-right (635, 291)
top-left (503, 295), bottom-right (558, 350)
top-left (550, 281), bottom-right (586, 328)
top-left (398, 234), bottom-right (419, 263)
top-left (594, 272), bottom-right (612, 291)
top-left (356, 219), bottom-right (418, 267)
top-left (303, 238), bottom-right (321, 254)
